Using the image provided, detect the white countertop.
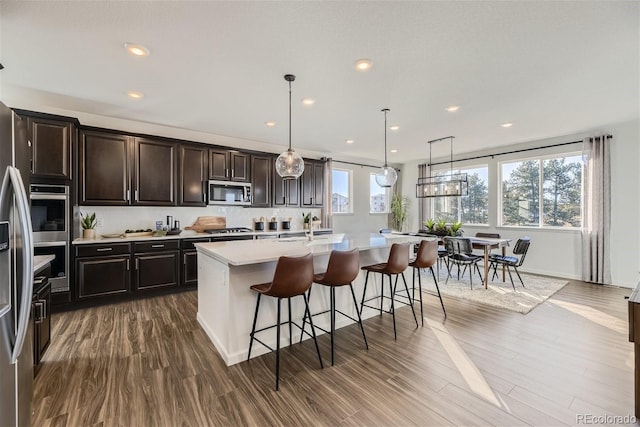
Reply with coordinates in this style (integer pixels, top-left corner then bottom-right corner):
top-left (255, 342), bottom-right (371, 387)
top-left (195, 232), bottom-right (426, 266)
top-left (34, 254), bottom-right (55, 274)
top-left (72, 228), bottom-right (332, 245)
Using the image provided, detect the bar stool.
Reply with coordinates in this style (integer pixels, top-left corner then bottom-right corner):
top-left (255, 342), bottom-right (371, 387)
top-left (301, 249), bottom-right (368, 366)
top-left (409, 239), bottom-right (446, 325)
top-left (247, 253), bottom-right (323, 391)
top-left (359, 242), bottom-right (417, 339)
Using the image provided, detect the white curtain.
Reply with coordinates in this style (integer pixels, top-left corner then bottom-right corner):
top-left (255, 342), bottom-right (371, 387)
top-left (581, 135), bottom-right (611, 284)
top-left (321, 158), bottom-right (332, 229)
top-left (418, 163), bottom-right (428, 230)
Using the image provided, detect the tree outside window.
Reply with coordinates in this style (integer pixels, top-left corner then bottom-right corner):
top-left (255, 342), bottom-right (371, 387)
top-left (430, 166), bottom-right (488, 224)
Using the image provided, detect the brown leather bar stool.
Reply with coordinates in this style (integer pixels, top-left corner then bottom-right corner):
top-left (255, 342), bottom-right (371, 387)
top-left (247, 253), bottom-right (323, 391)
top-left (359, 242), bottom-right (417, 339)
top-left (409, 239), bottom-right (446, 325)
top-left (301, 249), bottom-right (368, 366)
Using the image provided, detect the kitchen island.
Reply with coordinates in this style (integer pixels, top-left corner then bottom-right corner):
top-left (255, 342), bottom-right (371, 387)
top-left (195, 232), bottom-right (424, 366)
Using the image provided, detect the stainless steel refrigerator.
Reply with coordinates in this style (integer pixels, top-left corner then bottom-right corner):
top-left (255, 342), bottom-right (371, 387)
top-left (0, 101), bottom-right (34, 426)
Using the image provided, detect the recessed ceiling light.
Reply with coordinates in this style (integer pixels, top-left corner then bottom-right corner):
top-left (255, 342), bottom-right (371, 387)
top-left (390, 149), bottom-right (398, 153)
top-left (345, 139), bottom-right (354, 144)
top-left (501, 122), bottom-right (513, 128)
top-left (389, 125), bottom-right (399, 131)
top-left (124, 43), bottom-right (150, 57)
top-left (265, 121), bottom-right (276, 127)
top-left (126, 91), bottom-right (144, 99)
top-left (301, 98), bottom-right (315, 106)
top-left (355, 58), bottom-right (372, 71)
top-left (446, 105), bottom-right (460, 112)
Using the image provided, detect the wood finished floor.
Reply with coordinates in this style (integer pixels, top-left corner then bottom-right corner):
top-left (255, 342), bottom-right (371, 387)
top-left (34, 280), bottom-right (636, 427)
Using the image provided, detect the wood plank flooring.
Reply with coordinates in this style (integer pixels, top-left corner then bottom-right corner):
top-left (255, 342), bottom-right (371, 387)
top-left (33, 280), bottom-right (636, 426)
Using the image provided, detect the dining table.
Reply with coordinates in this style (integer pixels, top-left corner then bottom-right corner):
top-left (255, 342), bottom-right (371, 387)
top-left (469, 237), bottom-right (512, 289)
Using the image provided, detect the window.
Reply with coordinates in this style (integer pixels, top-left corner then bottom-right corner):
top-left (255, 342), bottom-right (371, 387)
top-left (331, 168), bottom-right (352, 214)
top-left (430, 165), bottom-right (489, 224)
top-left (500, 154), bottom-right (582, 227)
top-left (370, 173), bottom-right (391, 213)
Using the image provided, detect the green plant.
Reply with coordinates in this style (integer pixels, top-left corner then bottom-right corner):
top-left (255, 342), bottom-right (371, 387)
top-left (80, 212), bottom-right (96, 230)
top-left (390, 193), bottom-right (409, 231)
top-left (435, 218), bottom-right (448, 233)
top-left (450, 221), bottom-right (463, 236)
top-left (302, 212), bottom-right (311, 224)
top-left (424, 218), bottom-right (435, 231)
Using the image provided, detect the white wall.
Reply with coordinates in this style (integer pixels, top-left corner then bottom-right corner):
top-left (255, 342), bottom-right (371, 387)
top-left (330, 162), bottom-right (390, 234)
top-left (401, 119), bottom-right (640, 288)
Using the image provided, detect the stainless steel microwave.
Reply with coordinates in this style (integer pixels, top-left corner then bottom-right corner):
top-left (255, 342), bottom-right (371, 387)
top-left (208, 180), bottom-right (252, 206)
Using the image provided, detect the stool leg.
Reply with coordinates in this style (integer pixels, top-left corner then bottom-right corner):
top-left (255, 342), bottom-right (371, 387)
top-left (416, 267), bottom-right (424, 326)
top-left (379, 273), bottom-right (385, 316)
top-left (401, 272), bottom-right (418, 328)
top-left (360, 271), bottom-right (370, 316)
top-left (248, 293), bottom-right (261, 361)
top-left (430, 266), bottom-right (446, 317)
top-left (391, 274), bottom-right (397, 340)
top-left (349, 283), bottom-right (368, 350)
top-left (275, 297), bottom-right (281, 391)
top-left (303, 293), bottom-right (324, 369)
top-left (299, 286), bottom-right (312, 344)
top-left (288, 298), bottom-right (293, 347)
top-left (330, 286), bottom-right (336, 366)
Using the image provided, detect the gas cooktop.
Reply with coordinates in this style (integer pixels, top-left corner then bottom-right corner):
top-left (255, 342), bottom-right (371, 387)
top-left (205, 227), bottom-right (253, 234)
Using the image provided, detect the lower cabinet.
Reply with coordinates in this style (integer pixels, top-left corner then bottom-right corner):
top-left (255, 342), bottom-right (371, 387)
top-left (181, 238), bottom-right (211, 286)
top-left (32, 276), bottom-right (51, 372)
top-left (133, 241), bottom-right (180, 291)
top-left (76, 243), bottom-right (132, 300)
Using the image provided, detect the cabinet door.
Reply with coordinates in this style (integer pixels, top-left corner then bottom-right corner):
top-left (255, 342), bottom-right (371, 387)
top-left (182, 251), bottom-right (199, 286)
top-left (209, 149), bottom-right (229, 180)
top-left (230, 151), bottom-right (250, 182)
top-left (28, 117), bottom-right (73, 180)
top-left (272, 170), bottom-right (286, 207)
top-left (286, 178), bottom-right (300, 206)
top-left (251, 155), bottom-right (271, 207)
top-left (79, 130), bottom-right (131, 205)
top-left (134, 251), bottom-right (179, 291)
top-left (134, 138), bottom-right (176, 206)
top-left (313, 162), bottom-right (324, 207)
top-left (301, 161), bottom-right (314, 207)
top-left (77, 255), bottom-right (131, 299)
top-left (179, 145), bottom-right (208, 206)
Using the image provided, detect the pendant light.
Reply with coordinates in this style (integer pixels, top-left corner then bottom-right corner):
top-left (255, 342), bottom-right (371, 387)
top-left (374, 108), bottom-right (397, 188)
top-left (275, 74), bottom-right (304, 180)
top-left (416, 136), bottom-right (468, 198)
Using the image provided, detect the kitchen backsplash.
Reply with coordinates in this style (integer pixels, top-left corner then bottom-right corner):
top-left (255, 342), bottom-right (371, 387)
top-left (75, 206), bottom-right (322, 237)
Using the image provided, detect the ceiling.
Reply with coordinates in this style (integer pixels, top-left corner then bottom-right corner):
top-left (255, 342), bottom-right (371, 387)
top-left (0, 1), bottom-right (638, 164)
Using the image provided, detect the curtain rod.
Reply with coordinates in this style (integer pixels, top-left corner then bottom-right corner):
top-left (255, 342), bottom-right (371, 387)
top-left (424, 135), bottom-right (612, 167)
top-left (332, 159), bottom-right (382, 169)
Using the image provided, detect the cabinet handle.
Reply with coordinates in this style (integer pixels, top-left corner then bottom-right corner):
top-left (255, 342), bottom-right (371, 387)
top-left (126, 190), bottom-right (130, 201)
top-left (151, 244), bottom-right (164, 248)
top-left (96, 248), bottom-right (113, 252)
top-left (126, 259), bottom-right (130, 270)
top-left (135, 258), bottom-right (139, 269)
top-left (231, 168), bottom-right (234, 177)
top-left (33, 301), bottom-right (44, 324)
top-left (183, 253), bottom-right (187, 265)
top-left (38, 299), bottom-right (47, 320)
top-left (225, 168), bottom-right (228, 178)
top-left (135, 190), bottom-right (139, 202)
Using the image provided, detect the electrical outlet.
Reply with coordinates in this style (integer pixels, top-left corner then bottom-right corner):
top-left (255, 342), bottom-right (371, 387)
top-left (97, 218), bottom-right (104, 227)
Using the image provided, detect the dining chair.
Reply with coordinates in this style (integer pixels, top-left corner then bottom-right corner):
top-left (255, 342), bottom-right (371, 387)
top-left (489, 237), bottom-right (531, 290)
top-left (443, 237), bottom-right (484, 289)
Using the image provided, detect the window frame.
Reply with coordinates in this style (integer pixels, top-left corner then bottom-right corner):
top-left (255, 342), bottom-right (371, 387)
top-left (498, 151), bottom-right (583, 229)
top-left (369, 172), bottom-right (392, 214)
top-left (331, 167), bottom-right (353, 215)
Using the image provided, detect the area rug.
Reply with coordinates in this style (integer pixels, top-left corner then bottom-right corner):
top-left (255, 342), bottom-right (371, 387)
top-left (417, 268), bottom-right (569, 314)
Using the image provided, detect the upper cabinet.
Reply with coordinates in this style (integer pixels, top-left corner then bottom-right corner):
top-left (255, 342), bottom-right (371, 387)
top-left (301, 161), bottom-right (324, 207)
top-left (79, 130), bottom-right (176, 206)
top-left (179, 144), bottom-right (208, 207)
top-left (27, 116), bottom-right (74, 181)
top-left (209, 149), bottom-right (250, 182)
top-left (250, 154), bottom-right (272, 207)
top-left (272, 169), bottom-right (300, 207)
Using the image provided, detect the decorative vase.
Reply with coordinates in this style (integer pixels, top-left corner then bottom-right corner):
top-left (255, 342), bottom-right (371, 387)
top-left (83, 228), bottom-right (96, 239)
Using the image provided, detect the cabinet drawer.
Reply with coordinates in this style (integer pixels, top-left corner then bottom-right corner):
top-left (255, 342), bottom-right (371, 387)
top-left (76, 243), bottom-right (130, 257)
top-left (134, 240), bottom-right (180, 252)
top-left (181, 238), bottom-right (211, 250)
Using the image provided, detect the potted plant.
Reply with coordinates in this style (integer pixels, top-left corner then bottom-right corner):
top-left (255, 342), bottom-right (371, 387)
top-left (390, 193), bottom-right (409, 232)
top-left (81, 212), bottom-right (97, 239)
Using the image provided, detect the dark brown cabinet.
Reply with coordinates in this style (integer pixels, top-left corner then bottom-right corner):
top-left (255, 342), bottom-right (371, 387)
top-left (179, 144), bottom-right (208, 206)
top-left (28, 117), bottom-right (74, 180)
top-left (79, 130), bottom-right (131, 205)
top-left (79, 131), bottom-right (177, 206)
top-left (301, 161), bottom-right (324, 207)
top-left (273, 169), bottom-right (300, 207)
top-left (251, 155), bottom-right (272, 207)
top-left (133, 241), bottom-right (180, 291)
top-left (75, 243), bottom-right (132, 300)
top-left (209, 149), bottom-right (250, 182)
top-left (133, 137), bottom-right (176, 206)
top-left (181, 238), bottom-right (210, 286)
top-left (32, 277), bottom-right (51, 370)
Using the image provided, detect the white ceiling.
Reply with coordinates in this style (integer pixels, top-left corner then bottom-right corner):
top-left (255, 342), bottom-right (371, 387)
top-left (0, 1), bottom-right (638, 164)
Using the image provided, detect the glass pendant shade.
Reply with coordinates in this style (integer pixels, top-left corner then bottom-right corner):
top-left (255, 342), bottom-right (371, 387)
top-left (275, 148), bottom-right (304, 180)
top-left (375, 166), bottom-right (397, 188)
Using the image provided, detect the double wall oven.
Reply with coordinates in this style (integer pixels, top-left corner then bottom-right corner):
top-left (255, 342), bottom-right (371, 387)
top-left (30, 184), bottom-right (70, 295)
